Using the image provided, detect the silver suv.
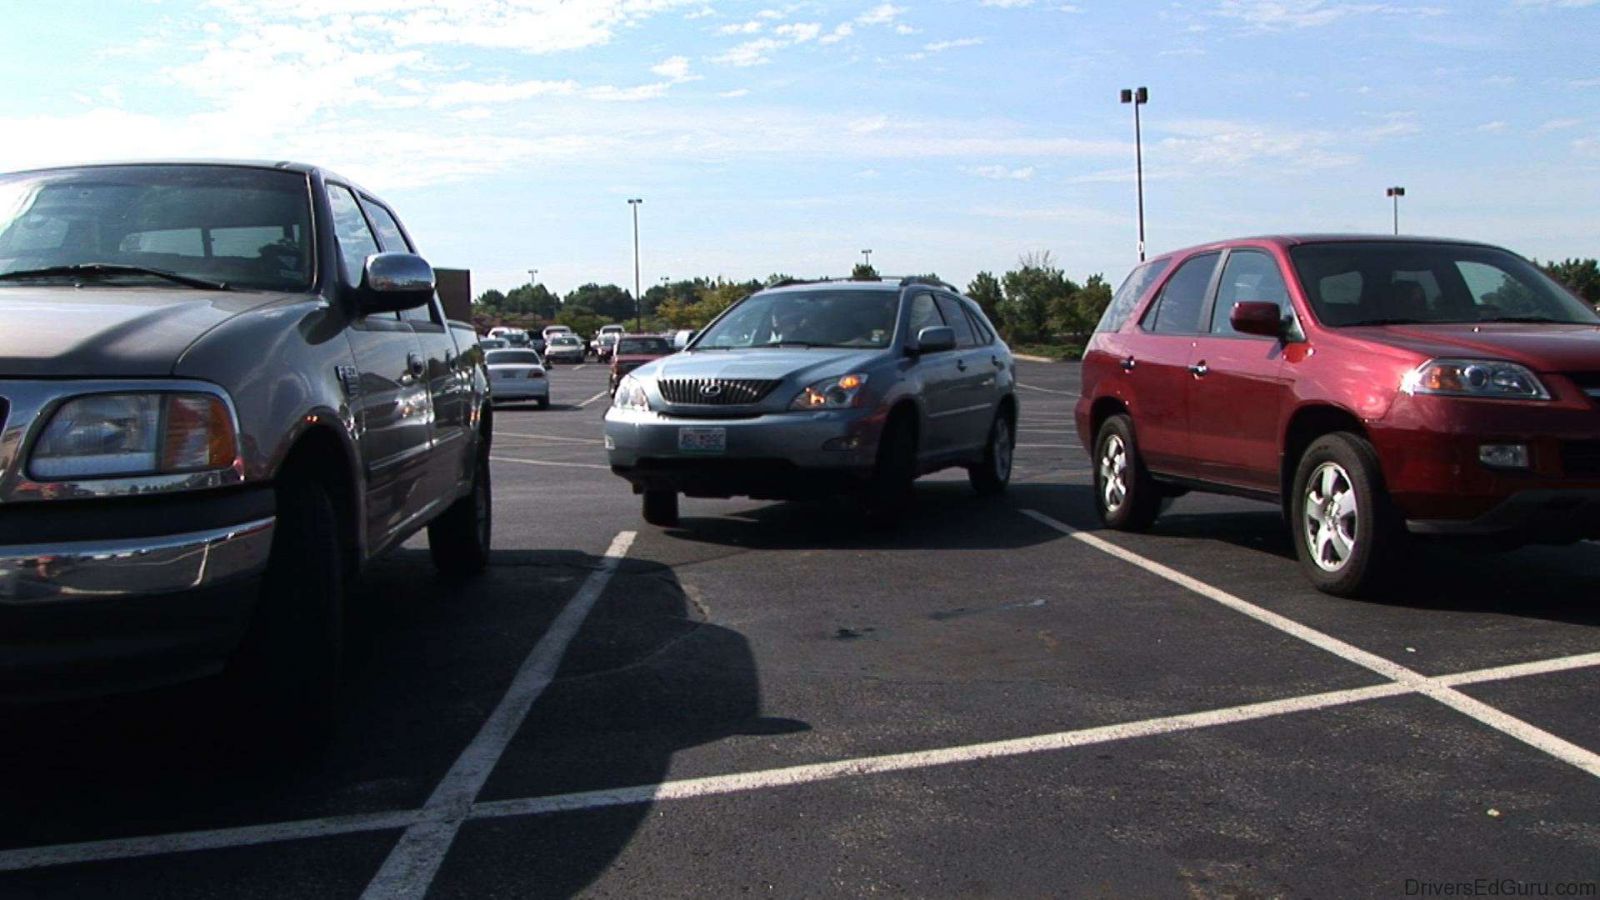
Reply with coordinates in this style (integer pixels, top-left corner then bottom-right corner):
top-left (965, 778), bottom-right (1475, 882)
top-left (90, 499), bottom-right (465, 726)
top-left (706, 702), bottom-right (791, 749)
top-left (604, 277), bottom-right (1017, 525)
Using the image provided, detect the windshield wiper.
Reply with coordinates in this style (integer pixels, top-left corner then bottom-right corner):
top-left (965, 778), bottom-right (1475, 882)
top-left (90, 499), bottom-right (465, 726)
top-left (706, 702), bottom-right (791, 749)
top-left (751, 341), bottom-right (850, 348)
top-left (1477, 315), bottom-right (1568, 324)
top-left (1341, 317), bottom-right (1428, 327)
top-left (0, 263), bottom-right (231, 291)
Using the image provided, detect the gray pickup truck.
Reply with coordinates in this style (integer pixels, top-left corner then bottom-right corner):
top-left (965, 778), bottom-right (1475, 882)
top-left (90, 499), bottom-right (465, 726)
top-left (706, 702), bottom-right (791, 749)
top-left (0, 161), bottom-right (493, 731)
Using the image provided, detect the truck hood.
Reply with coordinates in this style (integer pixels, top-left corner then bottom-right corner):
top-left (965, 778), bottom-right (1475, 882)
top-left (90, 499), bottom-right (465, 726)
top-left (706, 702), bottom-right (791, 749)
top-left (1348, 322), bottom-right (1600, 373)
top-left (638, 348), bottom-right (884, 383)
top-left (0, 286), bottom-right (295, 377)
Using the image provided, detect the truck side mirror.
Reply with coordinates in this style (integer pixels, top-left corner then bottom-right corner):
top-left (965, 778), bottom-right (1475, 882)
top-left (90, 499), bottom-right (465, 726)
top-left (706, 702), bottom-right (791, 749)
top-left (356, 252), bottom-right (435, 313)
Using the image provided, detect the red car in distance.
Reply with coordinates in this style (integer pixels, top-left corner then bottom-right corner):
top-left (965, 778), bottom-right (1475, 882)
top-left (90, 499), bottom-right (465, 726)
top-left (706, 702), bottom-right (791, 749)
top-left (1076, 235), bottom-right (1600, 596)
top-left (608, 334), bottom-right (675, 396)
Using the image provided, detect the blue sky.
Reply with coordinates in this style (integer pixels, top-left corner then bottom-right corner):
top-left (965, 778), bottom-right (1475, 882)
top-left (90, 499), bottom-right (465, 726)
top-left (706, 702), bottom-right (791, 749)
top-left (3, 0), bottom-right (1597, 295)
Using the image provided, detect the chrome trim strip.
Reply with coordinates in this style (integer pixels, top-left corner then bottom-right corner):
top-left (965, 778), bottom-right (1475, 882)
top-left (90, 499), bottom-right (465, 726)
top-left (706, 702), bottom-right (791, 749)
top-left (0, 516), bottom-right (275, 604)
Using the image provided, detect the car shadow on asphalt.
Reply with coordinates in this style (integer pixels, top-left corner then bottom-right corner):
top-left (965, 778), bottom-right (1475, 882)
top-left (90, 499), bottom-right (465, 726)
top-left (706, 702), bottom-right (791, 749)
top-left (1035, 484), bottom-right (1600, 627)
top-left (0, 548), bottom-right (794, 899)
top-left (660, 480), bottom-right (1062, 552)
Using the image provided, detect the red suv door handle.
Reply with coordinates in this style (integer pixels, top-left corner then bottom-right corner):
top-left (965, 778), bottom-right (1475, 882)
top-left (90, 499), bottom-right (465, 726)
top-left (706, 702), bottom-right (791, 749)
top-left (1189, 361), bottom-right (1209, 378)
top-left (1121, 356), bottom-right (1137, 372)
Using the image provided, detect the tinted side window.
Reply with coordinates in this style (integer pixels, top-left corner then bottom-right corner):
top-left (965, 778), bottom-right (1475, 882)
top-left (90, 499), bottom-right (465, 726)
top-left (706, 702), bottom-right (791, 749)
top-left (1144, 252), bottom-right (1219, 335)
top-left (907, 293), bottom-right (944, 337)
top-left (361, 199), bottom-right (411, 253)
top-left (327, 185), bottom-right (380, 287)
top-left (965, 308), bottom-right (994, 345)
top-left (1098, 259), bottom-right (1172, 333)
top-left (1211, 250), bottom-right (1290, 336)
top-left (935, 295), bottom-right (977, 347)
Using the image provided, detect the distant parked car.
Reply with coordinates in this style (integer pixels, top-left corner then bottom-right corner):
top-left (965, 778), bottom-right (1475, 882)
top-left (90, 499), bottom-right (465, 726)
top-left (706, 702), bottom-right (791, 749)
top-left (608, 334), bottom-right (674, 396)
top-left (595, 331), bottom-right (620, 362)
top-left (479, 337), bottom-right (509, 350)
top-left (544, 333), bottom-right (585, 364)
top-left (672, 328), bottom-right (696, 349)
top-left (605, 278), bottom-right (1017, 526)
top-left (1077, 234), bottom-right (1600, 596)
top-left (485, 348), bottom-right (549, 409)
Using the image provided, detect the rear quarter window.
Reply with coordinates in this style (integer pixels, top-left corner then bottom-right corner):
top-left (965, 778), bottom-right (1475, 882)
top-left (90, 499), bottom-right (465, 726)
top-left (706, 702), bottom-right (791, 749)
top-left (1097, 259), bottom-right (1172, 333)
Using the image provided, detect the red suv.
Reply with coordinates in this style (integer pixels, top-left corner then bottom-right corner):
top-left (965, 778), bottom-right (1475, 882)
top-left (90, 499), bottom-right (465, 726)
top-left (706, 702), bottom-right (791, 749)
top-left (1076, 235), bottom-right (1600, 595)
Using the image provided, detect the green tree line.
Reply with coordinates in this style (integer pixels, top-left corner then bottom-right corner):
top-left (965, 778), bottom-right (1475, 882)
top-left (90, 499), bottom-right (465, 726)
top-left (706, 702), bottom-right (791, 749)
top-left (472, 255), bottom-right (1600, 351)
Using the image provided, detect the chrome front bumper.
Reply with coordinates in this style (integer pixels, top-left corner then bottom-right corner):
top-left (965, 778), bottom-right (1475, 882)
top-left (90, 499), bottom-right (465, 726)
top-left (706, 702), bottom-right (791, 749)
top-left (0, 517), bottom-right (275, 604)
top-left (604, 407), bottom-right (881, 472)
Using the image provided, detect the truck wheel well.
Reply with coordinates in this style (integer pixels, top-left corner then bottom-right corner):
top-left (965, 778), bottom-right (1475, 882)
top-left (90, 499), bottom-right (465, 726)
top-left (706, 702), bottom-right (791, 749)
top-left (997, 393), bottom-right (1018, 427)
top-left (277, 426), bottom-right (359, 584)
top-left (889, 400), bottom-right (919, 448)
top-left (1281, 406), bottom-right (1371, 505)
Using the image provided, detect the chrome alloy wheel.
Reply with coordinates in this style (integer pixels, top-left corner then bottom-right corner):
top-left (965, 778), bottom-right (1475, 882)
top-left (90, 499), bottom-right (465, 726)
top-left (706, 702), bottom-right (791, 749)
top-left (1099, 433), bottom-right (1128, 514)
top-left (1303, 461), bottom-right (1358, 572)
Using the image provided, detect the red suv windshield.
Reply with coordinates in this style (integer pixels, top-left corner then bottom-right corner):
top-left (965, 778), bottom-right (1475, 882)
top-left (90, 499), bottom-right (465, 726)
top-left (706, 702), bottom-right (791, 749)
top-left (1288, 241), bottom-right (1598, 327)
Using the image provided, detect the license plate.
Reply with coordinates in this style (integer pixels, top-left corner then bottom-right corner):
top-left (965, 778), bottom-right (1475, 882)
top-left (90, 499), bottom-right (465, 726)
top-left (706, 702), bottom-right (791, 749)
top-left (678, 427), bottom-right (726, 454)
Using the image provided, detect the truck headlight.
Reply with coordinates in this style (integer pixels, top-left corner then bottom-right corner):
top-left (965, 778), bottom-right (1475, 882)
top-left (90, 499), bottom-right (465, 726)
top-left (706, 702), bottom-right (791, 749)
top-left (1401, 359), bottom-right (1550, 401)
top-left (791, 373), bottom-right (869, 410)
top-left (612, 376), bottom-right (650, 411)
top-left (30, 392), bottom-right (239, 480)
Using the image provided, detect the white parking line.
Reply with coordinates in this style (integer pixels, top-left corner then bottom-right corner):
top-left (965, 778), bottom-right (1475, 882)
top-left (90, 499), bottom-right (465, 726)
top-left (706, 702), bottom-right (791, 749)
top-left (494, 432), bottom-right (605, 445)
top-left (1016, 382), bottom-right (1075, 396)
top-left (360, 530), bottom-right (636, 900)
top-left (489, 456), bottom-right (609, 471)
top-left (1020, 509), bottom-right (1600, 779)
top-left (0, 649), bottom-right (1593, 874)
top-left (577, 390), bottom-right (610, 408)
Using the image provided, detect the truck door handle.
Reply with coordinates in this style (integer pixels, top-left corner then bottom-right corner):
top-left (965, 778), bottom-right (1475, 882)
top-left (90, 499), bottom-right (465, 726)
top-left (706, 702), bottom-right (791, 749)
top-left (1189, 361), bottom-right (1209, 378)
top-left (956, 359), bottom-right (968, 372)
top-left (407, 352), bottom-right (426, 377)
top-left (1121, 356), bottom-right (1137, 372)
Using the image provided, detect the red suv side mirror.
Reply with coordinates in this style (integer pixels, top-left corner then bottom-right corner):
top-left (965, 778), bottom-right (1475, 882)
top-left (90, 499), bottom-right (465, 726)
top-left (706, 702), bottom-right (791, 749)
top-left (1229, 301), bottom-right (1285, 339)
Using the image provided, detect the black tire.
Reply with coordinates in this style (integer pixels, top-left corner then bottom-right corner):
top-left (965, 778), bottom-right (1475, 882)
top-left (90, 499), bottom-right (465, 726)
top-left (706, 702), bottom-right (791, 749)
top-left (537, 396), bottom-right (550, 410)
top-left (1290, 432), bottom-right (1402, 597)
top-left (643, 489), bottom-right (679, 527)
top-left (969, 409), bottom-right (1015, 495)
top-left (227, 477), bottom-right (343, 745)
top-left (1093, 414), bottom-right (1161, 531)
top-left (865, 412), bottom-right (917, 524)
top-left (428, 450), bottom-right (492, 576)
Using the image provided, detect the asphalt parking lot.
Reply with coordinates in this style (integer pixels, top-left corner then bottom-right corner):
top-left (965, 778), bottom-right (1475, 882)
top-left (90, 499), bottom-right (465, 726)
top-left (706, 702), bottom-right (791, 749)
top-left (0, 359), bottom-right (1596, 899)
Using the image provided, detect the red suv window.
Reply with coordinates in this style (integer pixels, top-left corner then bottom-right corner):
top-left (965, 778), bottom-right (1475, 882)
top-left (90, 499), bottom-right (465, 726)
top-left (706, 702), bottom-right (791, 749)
top-left (1142, 252), bottom-right (1220, 335)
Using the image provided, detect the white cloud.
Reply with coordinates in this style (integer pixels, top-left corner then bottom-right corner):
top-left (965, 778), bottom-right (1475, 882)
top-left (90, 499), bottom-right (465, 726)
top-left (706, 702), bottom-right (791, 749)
top-left (651, 55), bottom-right (693, 80)
top-left (1538, 117), bottom-right (1584, 132)
top-left (850, 116), bottom-right (890, 133)
top-left (1214, 1), bottom-right (1445, 30)
top-left (718, 88), bottom-right (751, 98)
top-left (856, 4), bottom-right (905, 25)
top-left (1477, 121), bottom-right (1508, 133)
top-left (712, 38), bottom-right (781, 66)
top-left (776, 22), bottom-right (822, 42)
top-left (818, 22), bottom-right (855, 43)
top-left (426, 79), bottom-right (579, 107)
top-left (717, 20), bottom-right (764, 34)
top-left (966, 164), bottom-right (1036, 180)
top-left (585, 82), bottom-right (673, 102)
top-left (924, 37), bottom-right (984, 52)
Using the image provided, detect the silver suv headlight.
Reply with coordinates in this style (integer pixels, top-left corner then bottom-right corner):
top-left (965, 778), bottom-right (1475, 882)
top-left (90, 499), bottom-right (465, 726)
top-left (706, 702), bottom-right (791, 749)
top-left (30, 392), bottom-right (240, 480)
top-left (790, 373), bottom-right (870, 410)
top-left (1401, 359), bottom-right (1550, 401)
top-left (612, 376), bottom-right (650, 411)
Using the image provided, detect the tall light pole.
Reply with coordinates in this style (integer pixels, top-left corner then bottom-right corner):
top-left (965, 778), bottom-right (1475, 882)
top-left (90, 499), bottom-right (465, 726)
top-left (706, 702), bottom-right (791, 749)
top-left (1120, 86), bottom-right (1149, 261)
top-left (1386, 186), bottom-right (1405, 235)
top-left (627, 198), bottom-right (643, 330)
top-left (861, 249), bottom-right (872, 270)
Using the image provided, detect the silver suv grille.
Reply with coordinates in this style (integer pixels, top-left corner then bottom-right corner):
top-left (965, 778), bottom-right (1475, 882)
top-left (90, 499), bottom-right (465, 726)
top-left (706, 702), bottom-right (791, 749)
top-left (658, 378), bottom-right (781, 406)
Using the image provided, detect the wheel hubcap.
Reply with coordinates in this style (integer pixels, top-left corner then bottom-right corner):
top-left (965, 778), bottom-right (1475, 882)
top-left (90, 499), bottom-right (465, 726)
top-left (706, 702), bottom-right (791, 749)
top-left (994, 419), bottom-right (1014, 481)
top-left (1303, 462), bottom-right (1357, 572)
top-left (1100, 434), bottom-right (1128, 513)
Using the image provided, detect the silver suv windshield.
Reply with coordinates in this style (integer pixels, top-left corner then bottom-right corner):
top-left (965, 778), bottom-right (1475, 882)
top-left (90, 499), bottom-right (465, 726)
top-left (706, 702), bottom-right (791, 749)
top-left (696, 289), bottom-right (899, 349)
top-left (1290, 242), bottom-right (1600, 327)
top-left (0, 164), bottom-right (314, 293)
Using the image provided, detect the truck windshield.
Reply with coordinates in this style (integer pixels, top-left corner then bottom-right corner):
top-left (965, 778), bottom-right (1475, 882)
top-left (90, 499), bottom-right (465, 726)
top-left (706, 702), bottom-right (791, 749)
top-left (0, 165), bottom-right (315, 293)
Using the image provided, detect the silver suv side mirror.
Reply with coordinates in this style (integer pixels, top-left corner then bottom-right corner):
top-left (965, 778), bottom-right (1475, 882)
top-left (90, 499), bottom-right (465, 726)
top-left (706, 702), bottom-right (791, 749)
top-left (911, 325), bottom-right (957, 355)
